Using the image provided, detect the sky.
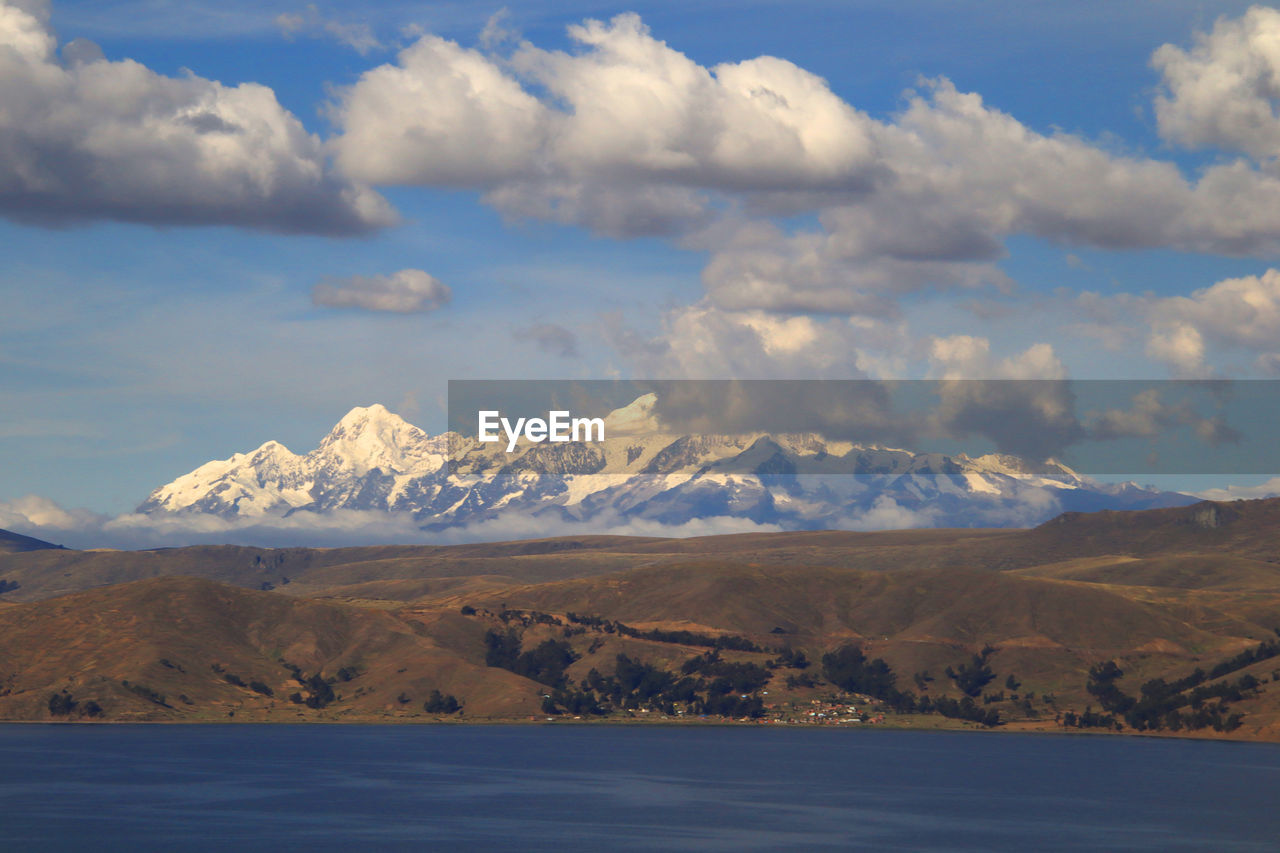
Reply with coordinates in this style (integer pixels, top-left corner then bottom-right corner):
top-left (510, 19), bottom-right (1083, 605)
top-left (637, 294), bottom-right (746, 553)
top-left (5, 0), bottom-right (1280, 535)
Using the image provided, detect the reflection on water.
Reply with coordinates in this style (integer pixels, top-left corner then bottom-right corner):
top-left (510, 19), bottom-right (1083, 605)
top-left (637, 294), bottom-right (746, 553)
top-left (1, 725), bottom-right (1277, 851)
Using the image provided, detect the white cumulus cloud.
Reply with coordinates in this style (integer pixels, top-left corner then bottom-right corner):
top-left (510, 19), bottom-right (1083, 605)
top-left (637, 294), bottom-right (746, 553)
top-left (327, 11), bottom-right (1280, 320)
top-left (1153, 5), bottom-right (1280, 160)
top-left (0, 0), bottom-right (395, 233)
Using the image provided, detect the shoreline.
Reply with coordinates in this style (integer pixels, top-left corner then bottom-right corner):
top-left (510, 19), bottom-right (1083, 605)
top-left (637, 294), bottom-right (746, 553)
top-left (3, 715), bottom-right (1276, 745)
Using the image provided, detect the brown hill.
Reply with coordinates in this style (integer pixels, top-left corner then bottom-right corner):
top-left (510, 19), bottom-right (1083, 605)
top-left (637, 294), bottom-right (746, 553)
top-left (0, 576), bottom-right (541, 722)
top-left (1026, 499), bottom-right (1280, 561)
top-left (2, 498), bottom-right (1280, 737)
top-left (0, 527), bottom-right (62, 555)
top-left (6, 498), bottom-right (1280, 604)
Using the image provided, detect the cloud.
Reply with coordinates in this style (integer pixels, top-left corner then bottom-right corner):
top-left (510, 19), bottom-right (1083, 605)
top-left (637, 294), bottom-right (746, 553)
top-left (0, 494), bottom-right (105, 545)
top-left (275, 4), bottom-right (381, 55)
top-left (312, 269), bottom-right (451, 313)
top-left (1145, 321), bottom-right (1208, 376)
top-left (0, 0), bottom-right (395, 233)
top-left (927, 336), bottom-right (1066, 380)
top-left (611, 302), bottom-right (909, 379)
top-left (439, 510), bottom-right (783, 544)
top-left (1078, 269), bottom-right (1280, 377)
top-left (837, 495), bottom-right (935, 532)
top-left (328, 32), bottom-right (549, 187)
top-left (1085, 387), bottom-right (1241, 447)
top-left (1, 494), bottom-right (785, 549)
top-left (515, 323), bottom-right (579, 358)
top-left (923, 338), bottom-right (1083, 460)
top-left (1149, 269), bottom-right (1280, 371)
top-left (326, 11), bottom-right (1280, 319)
top-left (1153, 6), bottom-right (1280, 160)
top-left (0, 494), bottom-right (87, 528)
top-left (1193, 478), bottom-right (1280, 501)
top-left (328, 12), bottom-right (880, 236)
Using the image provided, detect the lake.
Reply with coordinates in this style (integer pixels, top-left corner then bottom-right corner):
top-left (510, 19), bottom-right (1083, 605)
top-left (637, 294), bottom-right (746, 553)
top-left (1, 724), bottom-right (1277, 851)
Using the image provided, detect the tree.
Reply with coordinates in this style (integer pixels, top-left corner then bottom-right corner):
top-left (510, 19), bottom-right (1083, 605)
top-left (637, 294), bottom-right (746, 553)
top-left (48, 692), bottom-right (77, 716)
top-left (424, 690), bottom-right (461, 714)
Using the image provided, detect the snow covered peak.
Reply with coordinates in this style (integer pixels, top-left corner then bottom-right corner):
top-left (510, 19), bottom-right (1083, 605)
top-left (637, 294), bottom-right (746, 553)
top-left (314, 404), bottom-right (439, 477)
top-left (604, 393), bottom-right (661, 436)
top-left (331, 403), bottom-right (399, 433)
top-left (959, 453), bottom-right (1086, 488)
top-left (138, 398), bottom-right (1187, 525)
top-left (251, 439), bottom-right (294, 458)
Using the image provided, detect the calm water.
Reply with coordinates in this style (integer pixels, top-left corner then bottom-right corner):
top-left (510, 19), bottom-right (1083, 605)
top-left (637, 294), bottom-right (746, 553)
top-left (0, 725), bottom-right (1277, 851)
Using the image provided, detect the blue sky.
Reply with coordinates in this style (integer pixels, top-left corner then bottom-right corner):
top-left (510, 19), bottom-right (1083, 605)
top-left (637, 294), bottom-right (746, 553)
top-left (4, 0), bottom-right (1280, 526)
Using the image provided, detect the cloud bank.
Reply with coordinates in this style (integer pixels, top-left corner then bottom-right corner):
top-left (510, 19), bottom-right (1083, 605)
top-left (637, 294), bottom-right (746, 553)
top-left (327, 11), bottom-right (1280, 322)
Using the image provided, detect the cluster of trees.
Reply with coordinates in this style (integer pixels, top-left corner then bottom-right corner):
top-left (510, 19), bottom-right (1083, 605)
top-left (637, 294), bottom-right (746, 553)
top-left (121, 680), bottom-right (169, 708)
top-left (562, 612), bottom-right (765, 652)
top-left (821, 646), bottom-right (898, 699)
top-left (822, 645), bottom-right (1002, 726)
top-left (945, 646), bottom-right (997, 698)
top-left (49, 692), bottom-right (102, 717)
top-left (784, 672), bottom-right (819, 689)
top-left (1208, 632), bottom-right (1280, 679)
top-left (482, 613), bottom-right (1024, 727)
top-left (277, 661), bottom-right (367, 709)
top-left (921, 695), bottom-right (1001, 726)
top-left (1061, 707), bottom-right (1121, 731)
top-left (280, 667), bottom-right (337, 709)
top-left (424, 690), bottom-right (462, 714)
top-left (48, 691), bottom-right (103, 718)
top-left (497, 609), bottom-right (561, 629)
top-left (536, 653), bottom-right (768, 719)
top-left (484, 630), bottom-right (578, 688)
top-left (1079, 653), bottom-right (1261, 733)
top-left (680, 652), bottom-right (772, 693)
top-left (542, 688), bottom-right (604, 716)
top-left (768, 648), bottom-right (811, 670)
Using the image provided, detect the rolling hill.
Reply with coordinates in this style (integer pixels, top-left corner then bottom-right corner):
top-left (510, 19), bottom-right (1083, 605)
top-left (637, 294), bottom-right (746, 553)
top-left (2, 498), bottom-right (1279, 739)
top-left (0, 527), bottom-right (63, 555)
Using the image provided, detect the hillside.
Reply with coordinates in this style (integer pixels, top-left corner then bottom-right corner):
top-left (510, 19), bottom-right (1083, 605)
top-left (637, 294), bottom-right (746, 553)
top-left (4, 497), bottom-right (1278, 604)
top-left (0, 576), bottom-right (542, 721)
top-left (0, 527), bottom-right (62, 555)
top-left (2, 499), bottom-right (1279, 739)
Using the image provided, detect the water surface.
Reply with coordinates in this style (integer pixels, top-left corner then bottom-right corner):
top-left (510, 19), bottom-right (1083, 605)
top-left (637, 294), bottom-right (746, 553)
top-left (1, 725), bottom-right (1276, 851)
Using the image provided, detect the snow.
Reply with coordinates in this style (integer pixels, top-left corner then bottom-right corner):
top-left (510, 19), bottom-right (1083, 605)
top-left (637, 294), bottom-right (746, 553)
top-left (603, 393), bottom-right (659, 436)
top-left (139, 399), bottom-right (1168, 529)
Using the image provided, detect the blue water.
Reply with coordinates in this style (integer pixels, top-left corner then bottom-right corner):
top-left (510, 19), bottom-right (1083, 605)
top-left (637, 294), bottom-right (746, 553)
top-left (0, 725), bottom-right (1277, 851)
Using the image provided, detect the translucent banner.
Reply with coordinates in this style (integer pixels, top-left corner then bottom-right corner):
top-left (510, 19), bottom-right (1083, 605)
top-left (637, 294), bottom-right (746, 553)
top-left (446, 379), bottom-right (1280, 477)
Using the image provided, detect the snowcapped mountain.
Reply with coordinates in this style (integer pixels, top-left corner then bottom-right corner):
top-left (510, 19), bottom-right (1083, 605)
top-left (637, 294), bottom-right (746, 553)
top-left (138, 400), bottom-right (1196, 532)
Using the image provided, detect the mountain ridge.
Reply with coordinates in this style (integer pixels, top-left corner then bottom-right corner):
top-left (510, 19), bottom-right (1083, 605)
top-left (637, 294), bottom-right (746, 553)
top-left (135, 401), bottom-right (1198, 533)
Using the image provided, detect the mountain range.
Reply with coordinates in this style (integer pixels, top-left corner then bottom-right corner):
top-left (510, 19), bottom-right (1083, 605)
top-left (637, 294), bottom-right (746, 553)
top-left (136, 399), bottom-right (1197, 532)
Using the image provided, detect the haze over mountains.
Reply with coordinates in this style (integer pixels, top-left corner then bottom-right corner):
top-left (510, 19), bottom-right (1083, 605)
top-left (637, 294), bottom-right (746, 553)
top-left (134, 400), bottom-right (1196, 541)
